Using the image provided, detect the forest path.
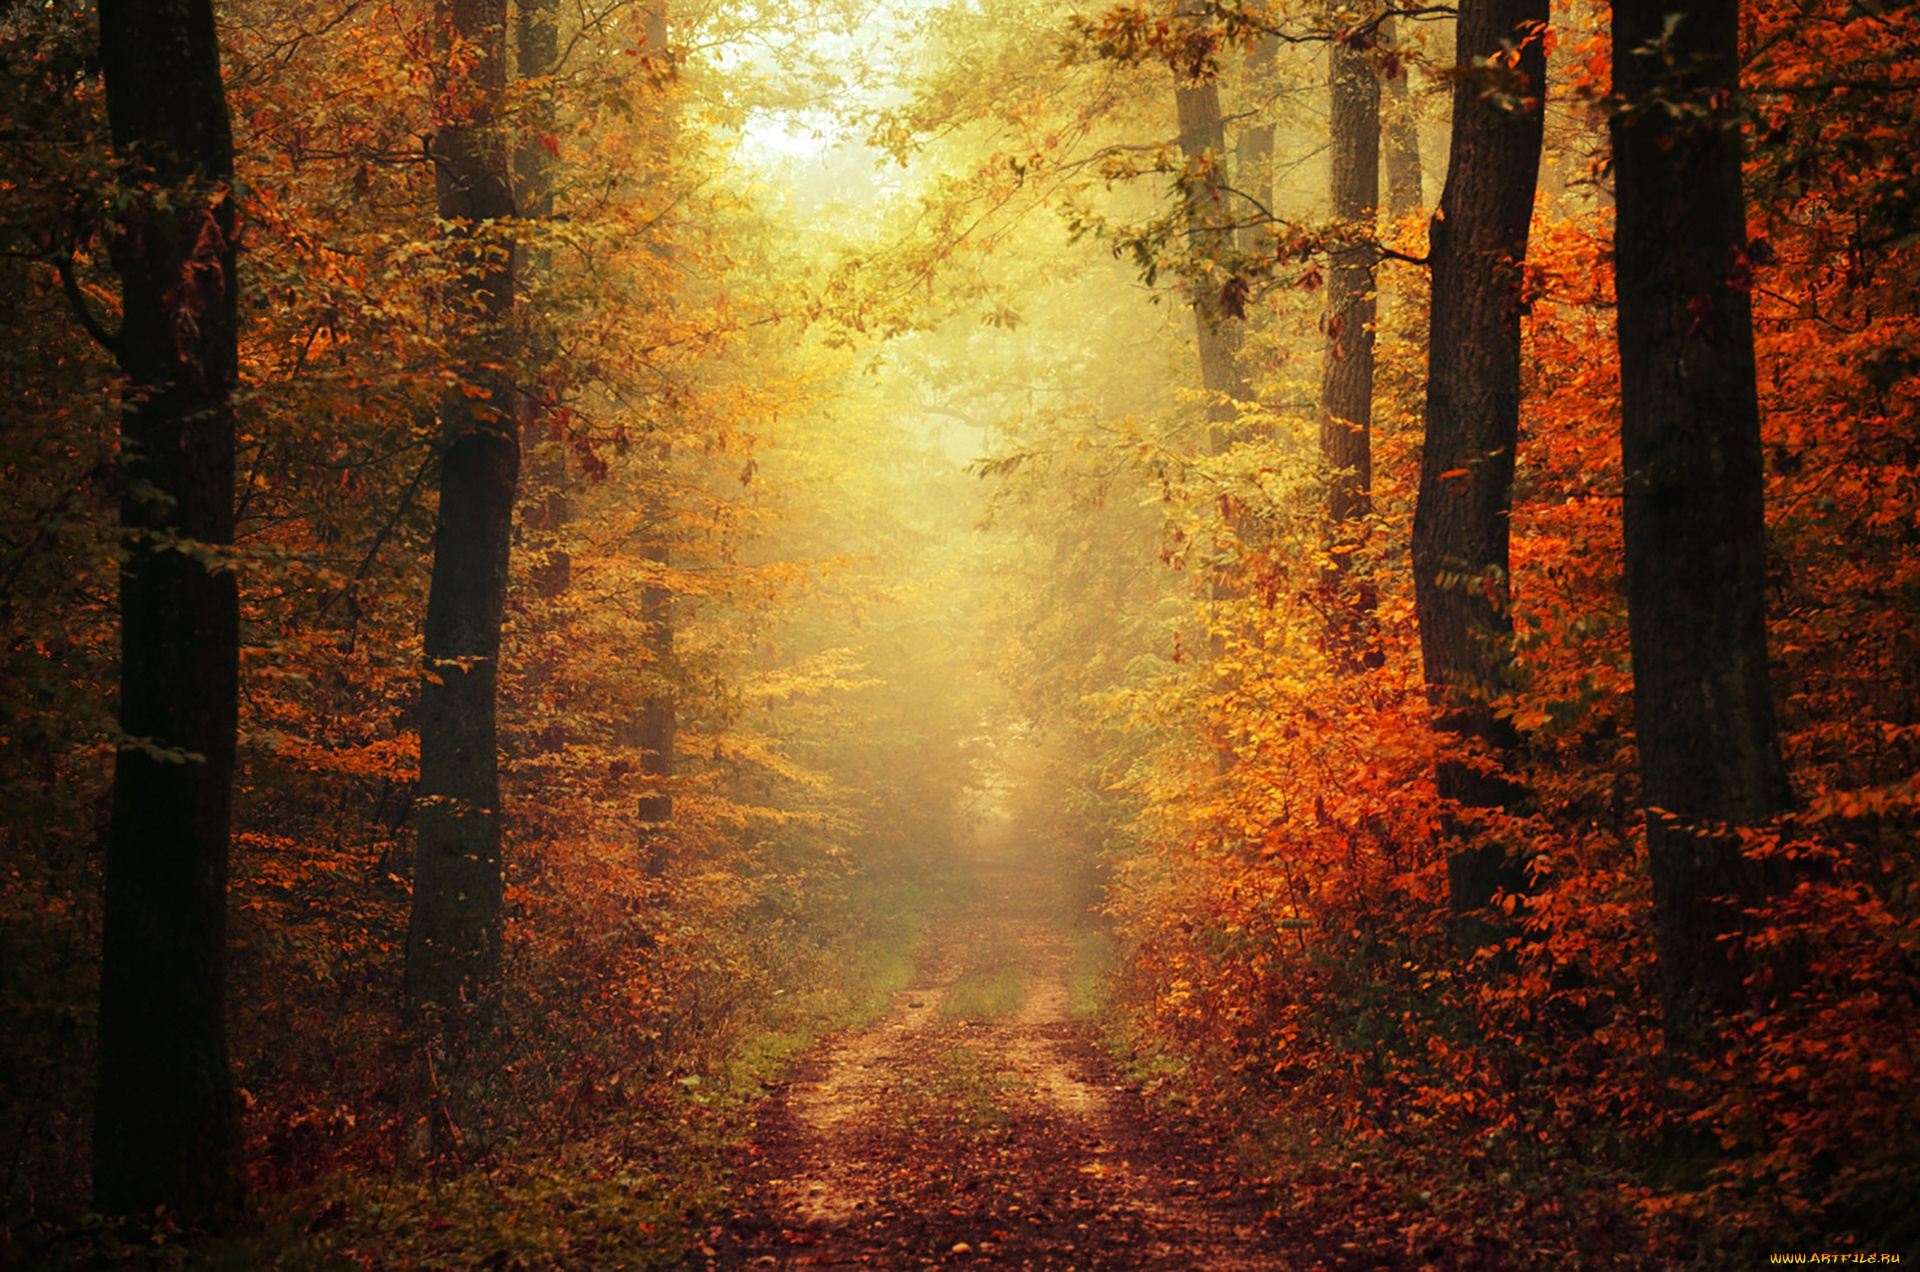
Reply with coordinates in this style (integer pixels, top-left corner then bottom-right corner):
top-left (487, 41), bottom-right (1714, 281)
top-left (683, 844), bottom-right (1303, 1270)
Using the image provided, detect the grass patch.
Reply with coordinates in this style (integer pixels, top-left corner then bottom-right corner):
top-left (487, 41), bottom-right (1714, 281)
top-left (1066, 929), bottom-right (1115, 1021)
top-left (728, 863), bottom-right (968, 1091)
top-left (941, 964), bottom-right (1029, 1019)
top-left (939, 932), bottom-right (1029, 1019)
top-left (927, 1046), bottom-right (1016, 1130)
top-left (846, 943), bottom-right (917, 1021)
top-left (877, 1046), bottom-right (1016, 1136)
top-left (833, 866), bottom-right (968, 1025)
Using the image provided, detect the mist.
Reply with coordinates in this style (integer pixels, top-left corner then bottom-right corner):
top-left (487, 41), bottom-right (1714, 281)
top-left (3, 0), bottom-right (1916, 1262)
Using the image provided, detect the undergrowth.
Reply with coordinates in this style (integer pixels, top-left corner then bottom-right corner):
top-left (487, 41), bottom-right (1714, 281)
top-left (1065, 929), bottom-right (1115, 1021)
top-left (2, 846), bottom-right (963, 1270)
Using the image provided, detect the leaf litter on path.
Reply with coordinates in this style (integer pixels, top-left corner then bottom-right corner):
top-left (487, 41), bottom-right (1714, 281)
top-left (683, 857), bottom-right (1304, 1271)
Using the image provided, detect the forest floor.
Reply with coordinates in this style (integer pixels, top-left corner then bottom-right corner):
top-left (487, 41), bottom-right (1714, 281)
top-left (680, 846), bottom-right (1357, 1271)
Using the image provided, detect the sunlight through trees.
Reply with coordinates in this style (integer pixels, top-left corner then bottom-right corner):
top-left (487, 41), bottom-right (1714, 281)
top-left (2, 0), bottom-right (1917, 1262)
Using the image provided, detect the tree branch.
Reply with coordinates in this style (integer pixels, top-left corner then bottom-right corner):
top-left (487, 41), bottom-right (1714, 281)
top-left (54, 252), bottom-right (123, 359)
top-left (313, 442), bottom-right (437, 622)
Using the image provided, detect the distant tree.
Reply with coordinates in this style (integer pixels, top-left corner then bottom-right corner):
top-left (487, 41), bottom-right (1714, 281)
top-left (1408, 0), bottom-right (1547, 917)
top-left (1611, 0), bottom-right (1792, 1057)
top-left (634, 3), bottom-right (680, 875)
top-left (1379, 18), bottom-right (1423, 218)
top-left (91, 0), bottom-right (245, 1226)
top-left (1235, 33), bottom-right (1279, 255)
top-left (405, 0), bottom-right (520, 1015)
top-left (514, 0), bottom-right (558, 228)
top-left (635, 512), bottom-right (678, 874)
top-left (1173, 76), bottom-right (1253, 458)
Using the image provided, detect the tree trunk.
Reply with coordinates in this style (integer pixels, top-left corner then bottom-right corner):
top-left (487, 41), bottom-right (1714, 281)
top-left (405, 0), bottom-right (519, 1016)
top-left (1380, 18), bottom-right (1424, 218)
top-left (1409, 0), bottom-right (1546, 916)
top-left (1321, 38), bottom-right (1380, 534)
top-left (514, 0), bottom-right (558, 224)
top-left (1235, 34), bottom-right (1279, 255)
top-left (1612, 0), bottom-right (1793, 1059)
top-left (92, 0), bottom-right (244, 1227)
top-left (634, 3), bottom-right (680, 875)
top-left (1320, 38), bottom-right (1381, 665)
top-left (1176, 75), bottom-right (1257, 766)
top-left (636, 531), bottom-right (677, 876)
top-left (1175, 79), bottom-right (1253, 458)
top-left (513, 0), bottom-right (570, 603)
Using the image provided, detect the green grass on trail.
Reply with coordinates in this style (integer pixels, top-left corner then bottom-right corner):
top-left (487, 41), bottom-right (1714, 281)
top-left (922, 1046), bottom-right (1018, 1131)
top-left (871, 1045), bottom-right (1019, 1138)
top-left (1066, 929), bottom-right (1115, 1021)
top-left (941, 963), bottom-right (1029, 1019)
top-left (939, 933), bottom-right (1030, 1019)
top-left (739, 866), bottom-right (958, 1079)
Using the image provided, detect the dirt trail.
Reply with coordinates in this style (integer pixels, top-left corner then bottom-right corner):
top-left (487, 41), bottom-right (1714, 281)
top-left (685, 849), bottom-right (1296, 1270)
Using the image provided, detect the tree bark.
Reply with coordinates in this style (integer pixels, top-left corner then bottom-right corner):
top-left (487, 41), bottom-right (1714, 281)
top-left (1175, 79), bottom-right (1253, 457)
top-left (405, 0), bottom-right (519, 1016)
top-left (1380, 18), bottom-right (1424, 218)
top-left (1235, 34), bottom-right (1279, 255)
top-left (1612, 0), bottom-right (1792, 1058)
top-left (1320, 37), bottom-right (1381, 666)
top-left (514, 0), bottom-right (558, 224)
top-left (1321, 38), bottom-right (1380, 534)
top-left (513, 0), bottom-right (570, 602)
top-left (1409, 0), bottom-right (1546, 916)
top-left (92, 0), bottom-right (244, 1227)
top-left (636, 530), bottom-right (676, 875)
top-left (634, 3), bottom-right (679, 874)
top-left (1176, 75), bottom-right (1258, 755)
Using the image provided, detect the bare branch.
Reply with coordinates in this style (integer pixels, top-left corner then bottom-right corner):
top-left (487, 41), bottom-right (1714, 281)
top-left (54, 252), bottom-right (123, 359)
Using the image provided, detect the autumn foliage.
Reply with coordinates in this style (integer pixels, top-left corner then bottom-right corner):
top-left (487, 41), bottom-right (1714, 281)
top-left (1065, 2), bottom-right (1920, 1260)
top-left (2, 0), bottom-right (1918, 1264)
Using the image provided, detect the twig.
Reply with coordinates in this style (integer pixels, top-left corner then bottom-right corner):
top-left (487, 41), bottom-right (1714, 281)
top-left (54, 252), bottom-right (123, 359)
top-left (314, 443), bottom-right (437, 622)
top-left (424, 1045), bottom-right (468, 1158)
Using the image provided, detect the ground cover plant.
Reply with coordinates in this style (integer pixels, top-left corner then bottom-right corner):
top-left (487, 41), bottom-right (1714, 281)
top-left (2, 0), bottom-right (1916, 1264)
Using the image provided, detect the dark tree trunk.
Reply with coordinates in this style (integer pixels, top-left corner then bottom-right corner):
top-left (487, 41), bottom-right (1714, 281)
top-left (1612, 0), bottom-right (1792, 1058)
top-left (92, 0), bottom-right (244, 1227)
top-left (1176, 75), bottom-right (1257, 755)
top-left (514, 0), bottom-right (558, 224)
top-left (1320, 38), bottom-right (1381, 665)
top-left (1409, 0), bottom-right (1546, 916)
top-left (513, 0), bottom-right (569, 601)
top-left (1321, 38), bottom-right (1380, 533)
top-left (405, 0), bottom-right (519, 1016)
top-left (1175, 79), bottom-right (1253, 457)
top-left (1380, 18), bottom-right (1424, 218)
